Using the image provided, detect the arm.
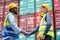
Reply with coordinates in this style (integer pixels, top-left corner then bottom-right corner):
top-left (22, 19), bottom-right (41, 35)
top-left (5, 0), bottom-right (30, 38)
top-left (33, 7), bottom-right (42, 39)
top-left (29, 25), bottom-right (40, 36)
top-left (8, 15), bottom-right (26, 34)
top-left (44, 13), bottom-right (52, 35)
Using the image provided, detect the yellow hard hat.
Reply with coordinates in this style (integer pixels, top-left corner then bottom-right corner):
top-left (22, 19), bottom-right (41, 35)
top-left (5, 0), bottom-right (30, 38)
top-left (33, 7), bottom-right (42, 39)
top-left (8, 3), bottom-right (18, 10)
top-left (40, 4), bottom-right (50, 11)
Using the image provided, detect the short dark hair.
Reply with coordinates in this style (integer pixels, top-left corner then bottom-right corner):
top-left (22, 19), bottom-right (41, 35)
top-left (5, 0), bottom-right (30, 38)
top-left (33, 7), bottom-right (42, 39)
top-left (41, 6), bottom-right (46, 8)
top-left (9, 9), bottom-right (12, 12)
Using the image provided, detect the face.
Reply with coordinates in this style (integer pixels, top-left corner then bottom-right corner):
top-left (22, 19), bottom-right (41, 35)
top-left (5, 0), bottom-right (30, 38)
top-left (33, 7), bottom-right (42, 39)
top-left (40, 6), bottom-right (47, 13)
top-left (12, 7), bottom-right (18, 14)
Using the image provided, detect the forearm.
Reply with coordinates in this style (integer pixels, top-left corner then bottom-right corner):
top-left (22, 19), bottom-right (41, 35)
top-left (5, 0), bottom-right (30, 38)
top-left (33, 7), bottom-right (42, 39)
top-left (10, 24), bottom-right (22, 34)
top-left (29, 25), bottom-right (40, 36)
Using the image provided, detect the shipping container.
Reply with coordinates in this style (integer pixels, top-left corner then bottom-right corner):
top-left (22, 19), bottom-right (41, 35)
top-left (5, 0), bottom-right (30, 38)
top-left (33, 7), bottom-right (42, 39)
top-left (26, 14), bottom-right (35, 32)
top-left (19, 15), bottom-right (26, 31)
top-left (56, 29), bottom-right (60, 40)
top-left (54, 0), bottom-right (60, 40)
top-left (54, 0), bottom-right (60, 29)
top-left (19, 14), bottom-right (36, 40)
top-left (0, 3), bottom-right (4, 38)
top-left (1, 0), bottom-right (60, 40)
top-left (19, 0), bottom-right (35, 15)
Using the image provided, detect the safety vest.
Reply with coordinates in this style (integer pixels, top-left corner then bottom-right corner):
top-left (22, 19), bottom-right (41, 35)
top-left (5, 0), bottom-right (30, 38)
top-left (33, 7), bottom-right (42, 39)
top-left (38, 14), bottom-right (54, 38)
top-left (2, 13), bottom-right (19, 39)
top-left (3, 13), bottom-right (18, 34)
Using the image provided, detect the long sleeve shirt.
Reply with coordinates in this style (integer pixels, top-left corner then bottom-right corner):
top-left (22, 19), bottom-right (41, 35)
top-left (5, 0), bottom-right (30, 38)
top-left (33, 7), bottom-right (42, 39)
top-left (7, 13), bottom-right (22, 34)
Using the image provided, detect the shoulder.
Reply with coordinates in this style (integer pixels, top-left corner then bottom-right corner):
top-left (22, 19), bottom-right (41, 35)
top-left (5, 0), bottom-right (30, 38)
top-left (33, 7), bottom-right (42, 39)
top-left (46, 13), bottom-right (51, 17)
top-left (7, 13), bottom-right (14, 19)
top-left (45, 13), bottom-right (52, 20)
top-left (46, 13), bottom-right (50, 16)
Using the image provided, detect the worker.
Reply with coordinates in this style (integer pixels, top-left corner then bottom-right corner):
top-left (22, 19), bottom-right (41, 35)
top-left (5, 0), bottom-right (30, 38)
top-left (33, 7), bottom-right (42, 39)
top-left (28, 4), bottom-right (54, 40)
top-left (2, 3), bottom-right (27, 40)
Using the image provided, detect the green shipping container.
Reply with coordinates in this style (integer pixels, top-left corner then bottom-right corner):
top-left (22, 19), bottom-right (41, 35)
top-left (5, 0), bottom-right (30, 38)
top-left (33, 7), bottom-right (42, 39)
top-left (19, 33), bottom-right (35, 40)
top-left (56, 29), bottom-right (60, 40)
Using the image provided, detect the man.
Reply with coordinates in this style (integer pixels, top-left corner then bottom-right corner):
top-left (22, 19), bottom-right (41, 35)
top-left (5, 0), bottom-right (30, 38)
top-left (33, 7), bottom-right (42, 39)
top-left (28, 4), bottom-right (54, 40)
top-left (2, 3), bottom-right (27, 40)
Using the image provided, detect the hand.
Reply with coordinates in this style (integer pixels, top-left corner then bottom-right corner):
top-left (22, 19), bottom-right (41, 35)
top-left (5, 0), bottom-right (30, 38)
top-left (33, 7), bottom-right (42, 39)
top-left (25, 32), bottom-right (28, 37)
top-left (23, 32), bottom-right (29, 37)
top-left (21, 31), bottom-right (28, 37)
top-left (26, 32), bottom-right (30, 37)
top-left (40, 35), bottom-right (45, 40)
top-left (24, 32), bottom-right (27, 36)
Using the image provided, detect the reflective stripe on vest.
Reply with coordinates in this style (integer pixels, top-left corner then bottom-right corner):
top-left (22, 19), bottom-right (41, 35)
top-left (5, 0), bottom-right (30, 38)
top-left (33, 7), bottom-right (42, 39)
top-left (38, 14), bottom-right (54, 38)
top-left (5, 30), bottom-right (17, 34)
top-left (3, 13), bottom-right (18, 34)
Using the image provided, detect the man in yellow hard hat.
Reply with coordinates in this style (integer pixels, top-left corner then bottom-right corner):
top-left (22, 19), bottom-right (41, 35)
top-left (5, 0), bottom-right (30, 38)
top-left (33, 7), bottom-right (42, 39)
top-left (27, 4), bottom-right (54, 40)
top-left (2, 3), bottom-right (27, 40)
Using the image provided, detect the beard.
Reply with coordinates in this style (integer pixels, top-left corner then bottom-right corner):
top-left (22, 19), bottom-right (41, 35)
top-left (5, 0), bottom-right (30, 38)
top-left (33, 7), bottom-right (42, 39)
top-left (13, 11), bottom-right (17, 15)
top-left (14, 12), bottom-right (17, 14)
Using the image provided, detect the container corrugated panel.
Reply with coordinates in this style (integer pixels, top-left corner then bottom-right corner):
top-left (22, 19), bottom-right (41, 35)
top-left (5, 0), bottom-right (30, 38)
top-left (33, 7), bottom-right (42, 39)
top-left (19, 33), bottom-right (35, 40)
top-left (0, 19), bottom-right (3, 34)
top-left (0, 4), bottom-right (4, 18)
top-left (20, 0), bottom-right (27, 15)
top-left (19, 33), bottom-right (27, 40)
top-left (55, 12), bottom-right (60, 28)
top-left (54, 0), bottom-right (60, 29)
top-left (5, 0), bottom-right (18, 2)
top-left (35, 12), bottom-right (41, 26)
top-left (19, 15), bottom-right (27, 40)
top-left (0, 1), bottom-right (4, 40)
top-left (26, 14), bottom-right (35, 32)
top-left (0, 3), bottom-right (4, 38)
top-left (56, 29), bottom-right (60, 40)
top-left (5, 0), bottom-right (11, 2)
top-left (26, 0), bottom-right (35, 14)
top-left (19, 15), bottom-right (26, 31)
top-left (0, 38), bottom-right (2, 40)
top-left (20, 0), bottom-right (35, 15)
top-left (26, 14), bottom-right (36, 40)
top-left (19, 14), bottom-right (36, 40)
top-left (54, 0), bottom-right (60, 10)
top-left (4, 2), bottom-right (9, 18)
top-left (35, 13), bottom-right (40, 40)
top-left (27, 34), bottom-right (35, 40)
top-left (0, 0), bottom-right (4, 2)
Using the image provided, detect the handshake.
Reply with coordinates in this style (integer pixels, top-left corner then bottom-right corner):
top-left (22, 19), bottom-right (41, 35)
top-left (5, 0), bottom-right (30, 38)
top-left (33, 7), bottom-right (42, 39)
top-left (21, 30), bottom-right (33, 37)
top-left (24, 32), bottom-right (30, 37)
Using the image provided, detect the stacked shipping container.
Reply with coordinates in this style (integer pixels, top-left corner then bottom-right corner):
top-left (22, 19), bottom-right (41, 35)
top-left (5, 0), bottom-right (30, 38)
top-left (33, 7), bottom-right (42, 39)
top-left (54, 0), bottom-right (60, 40)
top-left (19, 0), bottom-right (36, 40)
top-left (54, 0), bottom-right (60, 29)
top-left (0, 0), bottom-right (4, 40)
top-left (0, 0), bottom-right (60, 40)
